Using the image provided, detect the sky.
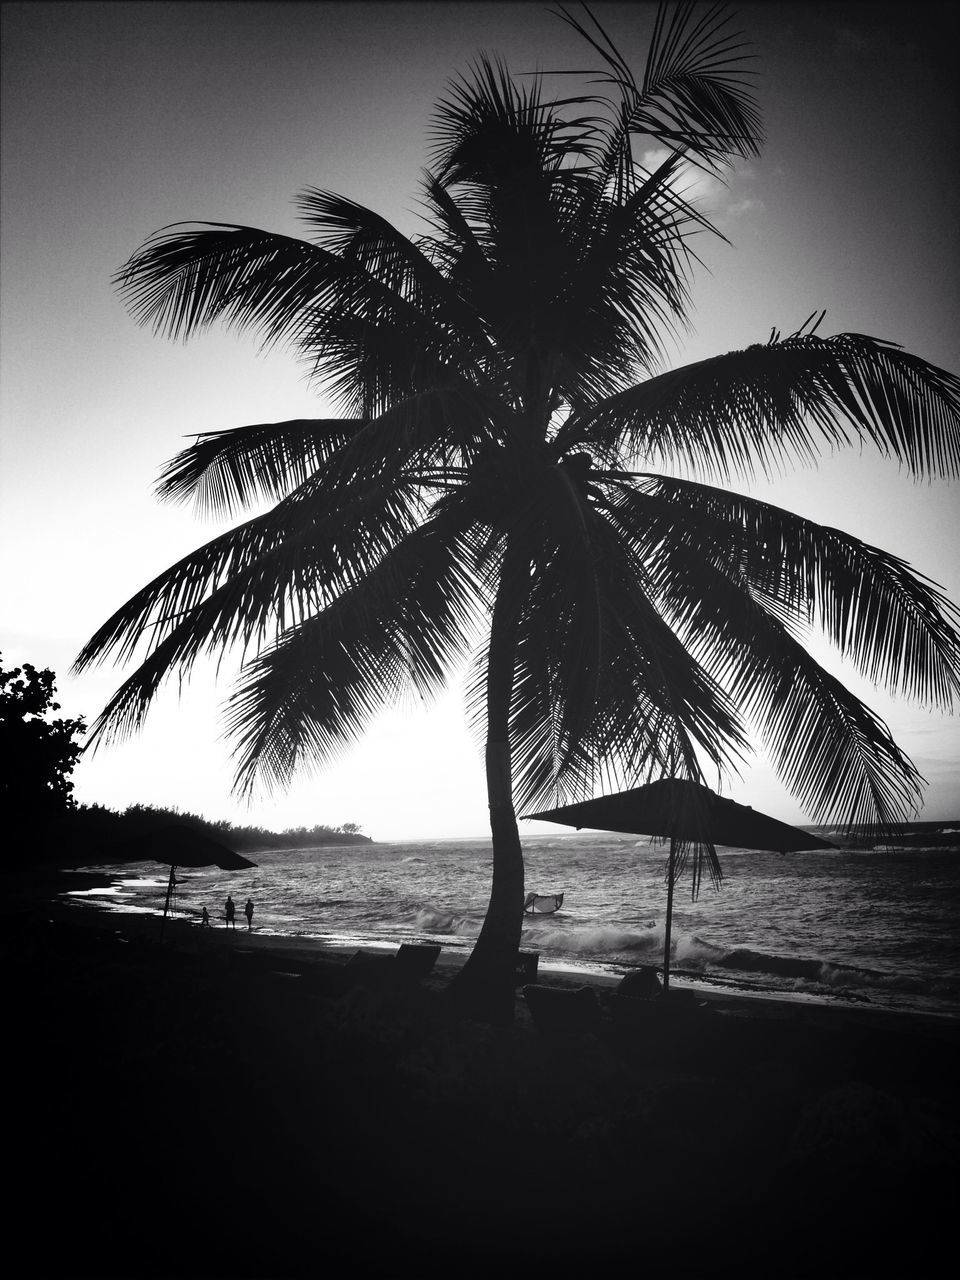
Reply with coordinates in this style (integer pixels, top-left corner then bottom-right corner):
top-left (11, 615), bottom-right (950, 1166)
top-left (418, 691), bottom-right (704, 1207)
top-left (2, 1), bottom-right (958, 841)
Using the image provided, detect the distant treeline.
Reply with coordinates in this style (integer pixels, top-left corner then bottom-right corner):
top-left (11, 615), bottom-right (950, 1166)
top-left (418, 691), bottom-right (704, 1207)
top-left (809, 820), bottom-right (960, 849)
top-left (31, 801), bottom-right (372, 865)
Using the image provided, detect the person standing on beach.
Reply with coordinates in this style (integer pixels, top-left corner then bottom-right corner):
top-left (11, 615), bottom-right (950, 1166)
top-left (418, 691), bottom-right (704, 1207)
top-left (244, 897), bottom-right (254, 930)
top-left (225, 894), bottom-right (236, 928)
top-left (201, 906), bottom-right (210, 927)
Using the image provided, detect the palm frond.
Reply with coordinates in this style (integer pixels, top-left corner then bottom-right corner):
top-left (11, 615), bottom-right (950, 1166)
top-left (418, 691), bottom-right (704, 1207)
top-left (74, 473), bottom-right (424, 690)
top-left (635, 0), bottom-right (763, 162)
top-left (600, 480), bottom-right (932, 826)
top-left (115, 222), bottom-right (480, 415)
top-left (295, 186), bottom-right (495, 354)
top-left (156, 418), bottom-right (363, 516)
top-left (552, 1), bottom-right (762, 176)
top-left (562, 332), bottom-right (960, 480)
top-left (114, 222), bottom-right (343, 347)
top-left (548, 147), bottom-right (715, 391)
top-left (225, 502), bottom-right (483, 794)
top-left (419, 168), bottom-right (496, 281)
top-left (616, 475), bottom-right (960, 708)
top-left (79, 374), bottom-right (518, 702)
top-left (733, 625), bottom-right (924, 828)
top-left (430, 53), bottom-right (584, 187)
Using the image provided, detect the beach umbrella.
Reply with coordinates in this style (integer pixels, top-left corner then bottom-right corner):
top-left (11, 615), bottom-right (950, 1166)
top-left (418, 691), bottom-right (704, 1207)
top-left (523, 778), bottom-right (834, 990)
top-left (99, 824), bottom-right (256, 937)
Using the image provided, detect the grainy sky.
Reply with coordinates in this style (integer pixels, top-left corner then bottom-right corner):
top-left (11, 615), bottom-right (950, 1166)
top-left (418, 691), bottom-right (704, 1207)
top-left (2, 1), bottom-right (958, 838)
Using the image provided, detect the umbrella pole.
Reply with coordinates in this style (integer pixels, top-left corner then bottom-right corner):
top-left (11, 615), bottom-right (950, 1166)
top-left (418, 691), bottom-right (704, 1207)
top-left (160, 864), bottom-right (176, 943)
top-left (662, 838), bottom-right (677, 993)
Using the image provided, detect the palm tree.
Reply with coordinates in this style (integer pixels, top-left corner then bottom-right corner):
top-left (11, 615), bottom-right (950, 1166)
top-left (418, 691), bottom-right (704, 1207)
top-left (76, 2), bottom-right (960, 1022)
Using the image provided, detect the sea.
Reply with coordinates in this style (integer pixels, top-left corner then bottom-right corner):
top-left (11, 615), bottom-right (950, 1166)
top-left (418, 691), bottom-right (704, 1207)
top-left (65, 830), bottom-right (960, 1021)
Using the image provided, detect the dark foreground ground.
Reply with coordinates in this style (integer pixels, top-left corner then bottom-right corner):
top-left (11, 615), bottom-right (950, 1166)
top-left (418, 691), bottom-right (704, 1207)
top-left (7, 890), bottom-right (959, 1277)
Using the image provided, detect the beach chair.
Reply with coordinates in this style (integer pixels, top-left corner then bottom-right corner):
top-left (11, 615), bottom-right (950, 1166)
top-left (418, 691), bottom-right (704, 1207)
top-left (343, 944), bottom-right (442, 990)
top-left (515, 951), bottom-right (539, 984)
top-left (395, 943), bottom-right (442, 980)
top-left (522, 983), bottom-right (603, 1036)
top-left (342, 948), bottom-right (395, 987)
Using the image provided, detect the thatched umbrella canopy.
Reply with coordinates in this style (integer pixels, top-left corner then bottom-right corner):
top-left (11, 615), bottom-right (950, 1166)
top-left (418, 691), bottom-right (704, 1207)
top-left (525, 779), bottom-right (834, 989)
top-left (99, 823), bottom-right (256, 937)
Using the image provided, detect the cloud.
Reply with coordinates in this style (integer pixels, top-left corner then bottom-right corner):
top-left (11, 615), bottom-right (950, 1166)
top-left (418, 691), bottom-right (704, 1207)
top-left (725, 197), bottom-right (764, 218)
top-left (639, 147), bottom-right (725, 204)
top-left (638, 148), bottom-right (762, 221)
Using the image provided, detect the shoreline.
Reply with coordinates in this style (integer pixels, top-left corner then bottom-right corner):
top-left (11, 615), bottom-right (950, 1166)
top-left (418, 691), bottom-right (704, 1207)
top-left (25, 889), bottom-right (960, 1054)
top-left (52, 893), bottom-right (960, 1040)
top-left (40, 842), bottom-right (960, 1027)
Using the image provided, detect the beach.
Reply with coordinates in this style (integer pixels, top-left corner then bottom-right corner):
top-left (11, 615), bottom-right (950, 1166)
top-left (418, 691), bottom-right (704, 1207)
top-left (6, 876), bottom-right (958, 1277)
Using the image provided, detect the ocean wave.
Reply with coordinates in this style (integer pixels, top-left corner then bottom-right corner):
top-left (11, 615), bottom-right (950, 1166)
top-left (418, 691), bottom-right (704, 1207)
top-left (414, 904), bottom-right (466, 934)
top-left (716, 947), bottom-right (824, 981)
top-left (525, 922), bottom-right (660, 956)
top-left (711, 946), bottom-right (955, 1004)
top-left (675, 933), bottom-right (726, 966)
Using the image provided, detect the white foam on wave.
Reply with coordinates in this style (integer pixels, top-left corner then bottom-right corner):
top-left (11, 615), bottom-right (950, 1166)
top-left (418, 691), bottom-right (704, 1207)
top-left (65, 885), bottom-right (127, 899)
top-left (675, 932), bottom-right (726, 965)
top-left (528, 922), bottom-right (661, 955)
top-left (818, 960), bottom-right (928, 996)
top-left (414, 905), bottom-right (464, 933)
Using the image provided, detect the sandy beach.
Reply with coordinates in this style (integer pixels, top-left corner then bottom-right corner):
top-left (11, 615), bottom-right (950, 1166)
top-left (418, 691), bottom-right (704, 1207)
top-left (7, 884), bottom-right (959, 1276)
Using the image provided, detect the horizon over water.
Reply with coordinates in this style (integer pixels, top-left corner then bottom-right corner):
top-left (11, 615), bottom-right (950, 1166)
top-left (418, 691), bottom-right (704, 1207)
top-left (66, 829), bottom-right (960, 1021)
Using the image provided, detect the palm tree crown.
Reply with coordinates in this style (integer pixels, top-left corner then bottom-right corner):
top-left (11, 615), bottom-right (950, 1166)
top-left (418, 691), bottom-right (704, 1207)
top-left (76, 2), bottom-right (960, 1019)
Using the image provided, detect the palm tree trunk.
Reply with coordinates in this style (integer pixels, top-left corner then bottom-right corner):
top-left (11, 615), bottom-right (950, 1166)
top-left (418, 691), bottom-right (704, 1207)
top-left (446, 543), bottom-right (529, 1024)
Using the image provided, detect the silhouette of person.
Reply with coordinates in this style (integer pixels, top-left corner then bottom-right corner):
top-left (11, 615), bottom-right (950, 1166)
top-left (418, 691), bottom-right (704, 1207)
top-left (225, 894), bottom-right (236, 928)
top-left (200, 906), bottom-right (210, 927)
top-left (244, 897), bottom-right (254, 930)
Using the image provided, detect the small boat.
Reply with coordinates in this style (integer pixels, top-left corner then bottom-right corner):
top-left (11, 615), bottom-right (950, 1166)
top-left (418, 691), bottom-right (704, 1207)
top-left (524, 892), bottom-right (564, 915)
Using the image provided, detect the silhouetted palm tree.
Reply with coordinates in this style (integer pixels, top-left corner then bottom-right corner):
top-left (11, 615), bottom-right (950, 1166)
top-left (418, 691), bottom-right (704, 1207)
top-left (77, 3), bottom-right (960, 1021)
